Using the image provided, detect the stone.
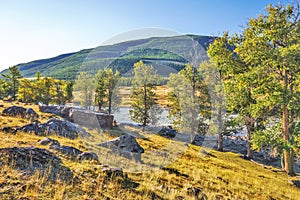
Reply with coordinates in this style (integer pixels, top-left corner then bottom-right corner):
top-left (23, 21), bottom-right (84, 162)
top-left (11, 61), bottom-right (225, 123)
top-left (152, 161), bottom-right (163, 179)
top-left (102, 167), bottom-right (123, 178)
top-left (39, 105), bottom-right (114, 129)
top-left (1, 126), bottom-right (16, 134)
top-left (25, 108), bottom-right (39, 119)
top-left (2, 106), bottom-right (26, 118)
top-left (38, 137), bottom-right (60, 146)
top-left (77, 151), bottom-right (99, 161)
top-left (99, 134), bottom-right (144, 153)
top-left (72, 109), bottom-right (114, 129)
top-left (288, 180), bottom-right (300, 188)
top-left (50, 145), bottom-right (83, 158)
top-left (47, 118), bottom-right (79, 139)
top-left (16, 118), bottom-right (90, 139)
top-left (0, 147), bottom-right (72, 181)
top-left (158, 126), bottom-right (177, 138)
top-left (192, 135), bottom-right (206, 146)
top-left (99, 134), bottom-right (144, 162)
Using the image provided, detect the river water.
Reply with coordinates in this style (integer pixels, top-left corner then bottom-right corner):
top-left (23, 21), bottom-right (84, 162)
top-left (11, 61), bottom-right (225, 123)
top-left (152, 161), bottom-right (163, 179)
top-left (112, 107), bottom-right (171, 126)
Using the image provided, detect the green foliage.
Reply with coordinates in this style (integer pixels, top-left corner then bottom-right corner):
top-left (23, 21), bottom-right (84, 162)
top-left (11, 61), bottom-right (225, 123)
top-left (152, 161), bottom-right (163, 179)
top-left (2, 66), bottom-right (23, 100)
top-left (0, 79), bottom-right (9, 99)
top-left (94, 68), bottom-right (121, 114)
top-left (17, 75), bottom-right (73, 105)
top-left (167, 63), bottom-right (216, 143)
top-left (1, 35), bottom-right (213, 80)
top-left (74, 72), bottom-right (95, 109)
top-left (129, 61), bottom-right (162, 127)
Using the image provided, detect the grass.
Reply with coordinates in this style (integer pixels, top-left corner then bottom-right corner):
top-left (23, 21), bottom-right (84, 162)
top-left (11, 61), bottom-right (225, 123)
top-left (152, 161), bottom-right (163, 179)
top-left (0, 100), bottom-right (299, 199)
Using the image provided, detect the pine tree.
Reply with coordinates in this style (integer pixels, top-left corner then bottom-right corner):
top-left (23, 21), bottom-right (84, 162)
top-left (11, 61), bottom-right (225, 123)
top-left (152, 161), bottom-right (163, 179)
top-left (129, 61), bottom-right (162, 130)
top-left (2, 66), bottom-right (23, 100)
top-left (74, 72), bottom-right (95, 109)
top-left (233, 3), bottom-right (300, 175)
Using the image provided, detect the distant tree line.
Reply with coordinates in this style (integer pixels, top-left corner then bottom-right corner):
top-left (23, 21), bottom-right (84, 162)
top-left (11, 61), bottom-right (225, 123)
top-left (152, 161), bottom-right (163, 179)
top-left (0, 66), bottom-right (73, 105)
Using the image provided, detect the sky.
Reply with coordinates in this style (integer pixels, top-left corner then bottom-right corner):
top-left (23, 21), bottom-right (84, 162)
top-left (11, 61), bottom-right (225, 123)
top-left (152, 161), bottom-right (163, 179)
top-left (0, 0), bottom-right (285, 71)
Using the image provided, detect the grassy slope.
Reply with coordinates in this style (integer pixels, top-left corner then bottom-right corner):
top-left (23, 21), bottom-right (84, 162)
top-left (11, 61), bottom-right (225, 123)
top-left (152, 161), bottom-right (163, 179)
top-left (0, 101), bottom-right (299, 200)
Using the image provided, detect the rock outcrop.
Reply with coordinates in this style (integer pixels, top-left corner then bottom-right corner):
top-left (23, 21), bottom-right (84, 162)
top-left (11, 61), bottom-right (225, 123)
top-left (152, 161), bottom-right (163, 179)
top-left (2, 106), bottom-right (39, 119)
top-left (99, 134), bottom-right (144, 161)
top-left (38, 138), bottom-right (99, 162)
top-left (39, 106), bottom-right (73, 121)
top-left (0, 147), bottom-right (72, 181)
top-left (158, 126), bottom-right (177, 138)
top-left (72, 109), bottom-right (114, 129)
top-left (50, 145), bottom-right (83, 159)
top-left (16, 118), bottom-right (90, 139)
top-left (39, 105), bottom-right (114, 129)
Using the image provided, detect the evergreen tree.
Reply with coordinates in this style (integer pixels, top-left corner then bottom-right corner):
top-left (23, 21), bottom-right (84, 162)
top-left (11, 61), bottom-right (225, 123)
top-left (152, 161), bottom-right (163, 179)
top-left (2, 66), bottom-right (23, 100)
top-left (233, 3), bottom-right (300, 175)
top-left (129, 61), bottom-right (162, 130)
top-left (74, 72), bottom-right (95, 109)
top-left (167, 63), bottom-right (211, 143)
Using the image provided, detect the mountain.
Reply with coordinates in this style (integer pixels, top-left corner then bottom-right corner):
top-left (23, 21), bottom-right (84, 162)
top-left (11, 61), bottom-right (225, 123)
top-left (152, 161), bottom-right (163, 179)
top-left (1, 35), bottom-right (215, 80)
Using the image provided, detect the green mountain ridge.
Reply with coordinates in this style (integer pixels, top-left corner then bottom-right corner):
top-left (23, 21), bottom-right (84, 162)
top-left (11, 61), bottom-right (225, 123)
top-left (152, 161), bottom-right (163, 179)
top-left (1, 35), bottom-right (215, 80)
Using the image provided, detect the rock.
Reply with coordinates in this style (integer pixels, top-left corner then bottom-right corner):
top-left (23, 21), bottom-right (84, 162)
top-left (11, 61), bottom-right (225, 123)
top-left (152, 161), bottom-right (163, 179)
top-left (99, 134), bottom-right (144, 153)
top-left (0, 147), bottom-right (72, 181)
top-left (158, 126), bottom-right (177, 138)
top-left (17, 123), bottom-right (48, 135)
top-left (72, 109), bottom-right (114, 129)
top-left (46, 118), bottom-right (79, 139)
top-left (2, 106), bottom-right (26, 118)
top-left (1, 126), bottom-right (16, 134)
top-left (38, 137), bottom-right (60, 146)
top-left (288, 180), bottom-right (300, 188)
top-left (99, 134), bottom-right (144, 161)
top-left (39, 105), bottom-right (114, 129)
top-left (102, 167), bottom-right (123, 178)
top-left (16, 118), bottom-right (90, 139)
top-left (50, 145), bottom-right (83, 158)
top-left (25, 108), bottom-right (39, 119)
top-left (77, 151), bottom-right (99, 161)
top-left (192, 135), bottom-right (205, 146)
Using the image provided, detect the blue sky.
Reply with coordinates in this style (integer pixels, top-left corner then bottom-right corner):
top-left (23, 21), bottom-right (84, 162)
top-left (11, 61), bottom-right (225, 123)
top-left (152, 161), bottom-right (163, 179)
top-left (0, 0), bottom-right (284, 71)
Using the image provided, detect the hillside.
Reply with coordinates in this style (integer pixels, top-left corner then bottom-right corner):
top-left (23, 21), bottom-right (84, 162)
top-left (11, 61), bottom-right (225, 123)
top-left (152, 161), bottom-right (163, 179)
top-left (0, 35), bottom-right (214, 80)
top-left (0, 100), bottom-right (299, 200)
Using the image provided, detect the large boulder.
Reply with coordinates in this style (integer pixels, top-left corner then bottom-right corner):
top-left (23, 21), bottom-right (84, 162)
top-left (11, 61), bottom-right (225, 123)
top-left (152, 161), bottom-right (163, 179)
top-left (2, 106), bottom-right (39, 119)
top-left (158, 126), bottom-right (177, 138)
top-left (39, 105), bottom-right (74, 121)
top-left (72, 110), bottom-right (114, 129)
top-left (2, 106), bottom-right (26, 118)
top-left (0, 147), bottom-right (72, 181)
top-left (25, 108), bottom-right (39, 119)
top-left (16, 118), bottom-right (90, 139)
top-left (99, 134), bottom-right (144, 161)
top-left (99, 134), bottom-right (144, 153)
top-left (39, 105), bottom-right (114, 129)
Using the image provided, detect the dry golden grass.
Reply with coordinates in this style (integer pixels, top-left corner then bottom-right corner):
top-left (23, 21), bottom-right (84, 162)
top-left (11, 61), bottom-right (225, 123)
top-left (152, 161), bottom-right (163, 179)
top-left (0, 100), bottom-right (299, 199)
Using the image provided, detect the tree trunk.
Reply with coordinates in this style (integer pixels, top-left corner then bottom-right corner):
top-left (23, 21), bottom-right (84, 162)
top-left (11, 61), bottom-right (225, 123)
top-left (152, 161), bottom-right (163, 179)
top-left (247, 133), bottom-right (253, 159)
top-left (143, 84), bottom-right (147, 131)
top-left (282, 104), bottom-right (295, 176)
top-left (98, 102), bottom-right (102, 112)
top-left (282, 69), bottom-right (295, 176)
top-left (108, 92), bottom-right (112, 115)
top-left (217, 108), bottom-right (223, 151)
top-left (245, 118), bottom-right (254, 159)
